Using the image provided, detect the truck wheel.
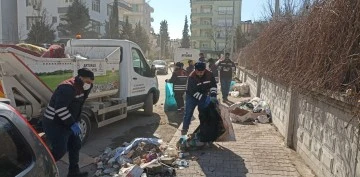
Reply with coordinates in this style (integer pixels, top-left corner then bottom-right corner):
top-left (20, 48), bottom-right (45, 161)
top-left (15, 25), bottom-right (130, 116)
top-left (79, 113), bottom-right (91, 144)
top-left (144, 93), bottom-right (154, 116)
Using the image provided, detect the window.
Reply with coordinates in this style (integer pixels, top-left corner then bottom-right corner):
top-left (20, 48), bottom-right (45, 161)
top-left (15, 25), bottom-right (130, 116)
top-left (200, 18), bottom-right (212, 25)
top-left (0, 116), bottom-right (33, 177)
top-left (107, 5), bottom-right (113, 16)
top-left (217, 42), bottom-right (226, 49)
top-left (92, 0), bottom-right (100, 13)
top-left (217, 19), bottom-right (233, 27)
top-left (200, 5), bottom-right (212, 13)
top-left (26, 16), bottom-right (41, 30)
top-left (200, 42), bottom-right (210, 48)
top-left (132, 48), bottom-right (151, 77)
top-left (132, 4), bottom-right (139, 12)
top-left (52, 17), bottom-right (57, 24)
top-left (218, 6), bottom-right (233, 15)
top-left (90, 20), bottom-right (101, 34)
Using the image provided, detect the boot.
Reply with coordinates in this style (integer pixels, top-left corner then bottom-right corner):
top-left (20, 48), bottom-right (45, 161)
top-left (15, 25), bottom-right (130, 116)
top-left (67, 165), bottom-right (88, 177)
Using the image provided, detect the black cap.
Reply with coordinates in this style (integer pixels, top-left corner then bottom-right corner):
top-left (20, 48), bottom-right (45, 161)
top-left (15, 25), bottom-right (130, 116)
top-left (175, 62), bottom-right (182, 67)
top-left (194, 62), bottom-right (206, 71)
top-left (78, 68), bottom-right (94, 80)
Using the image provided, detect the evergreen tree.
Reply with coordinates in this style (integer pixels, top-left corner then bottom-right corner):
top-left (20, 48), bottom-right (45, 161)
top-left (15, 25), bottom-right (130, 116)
top-left (120, 16), bottom-right (134, 40)
top-left (157, 20), bottom-right (170, 58)
top-left (133, 22), bottom-right (149, 53)
top-left (105, 0), bottom-right (120, 39)
top-left (181, 16), bottom-right (190, 48)
top-left (57, 0), bottom-right (90, 37)
top-left (26, 10), bottom-right (55, 44)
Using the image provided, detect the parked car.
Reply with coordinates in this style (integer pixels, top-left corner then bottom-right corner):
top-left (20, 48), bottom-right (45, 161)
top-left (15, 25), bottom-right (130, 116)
top-left (152, 60), bottom-right (168, 74)
top-left (0, 102), bottom-right (59, 177)
top-left (146, 59), bottom-right (152, 66)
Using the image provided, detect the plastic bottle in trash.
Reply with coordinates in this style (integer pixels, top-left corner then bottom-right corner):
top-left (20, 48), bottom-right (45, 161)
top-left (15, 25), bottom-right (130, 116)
top-left (165, 147), bottom-right (178, 157)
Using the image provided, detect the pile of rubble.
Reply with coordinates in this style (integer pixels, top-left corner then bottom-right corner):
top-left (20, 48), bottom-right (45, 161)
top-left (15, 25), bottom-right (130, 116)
top-left (94, 138), bottom-right (190, 177)
top-left (229, 97), bottom-right (272, 124)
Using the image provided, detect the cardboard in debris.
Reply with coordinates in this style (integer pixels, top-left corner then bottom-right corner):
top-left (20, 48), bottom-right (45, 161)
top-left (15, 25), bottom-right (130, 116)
top-left (120, 165), bottom-right (143, 177)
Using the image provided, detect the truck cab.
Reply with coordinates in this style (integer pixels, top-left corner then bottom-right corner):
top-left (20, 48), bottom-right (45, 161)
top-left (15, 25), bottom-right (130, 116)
top-left (0, 39), bottom-right (160, 143)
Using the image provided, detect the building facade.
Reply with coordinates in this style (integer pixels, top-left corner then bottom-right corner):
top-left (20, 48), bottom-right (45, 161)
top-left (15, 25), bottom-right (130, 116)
top-left (123, 0), bottom-right (154, 34)
top-left (190, 0), bottom-right (242, 57)
top-left (0, 0), bottom-right (18, 44)
top-left (3, 0), bottom-right (153, 43)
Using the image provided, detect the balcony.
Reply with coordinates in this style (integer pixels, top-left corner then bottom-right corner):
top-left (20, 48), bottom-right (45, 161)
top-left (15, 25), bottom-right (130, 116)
top-left (190, 35), bottom-right (211, 40)
top-left (191, 12), bottom-right (213, 17)
top-left (191, 0), bottom-right (215, 5)
top-left (190, 24), bottom-right (212, 29)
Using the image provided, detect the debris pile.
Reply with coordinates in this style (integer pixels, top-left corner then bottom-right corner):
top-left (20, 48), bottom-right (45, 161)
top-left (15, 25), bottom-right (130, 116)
top-left (229, 97), bottom-right (272, 124)
top-left (94, 138), bottom-right (191, 177)
top-left (229, 81), bottom-right (250, 98)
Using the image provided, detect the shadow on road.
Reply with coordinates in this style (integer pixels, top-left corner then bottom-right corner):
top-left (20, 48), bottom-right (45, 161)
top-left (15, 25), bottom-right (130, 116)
top-left (83, 111), bottom-right (162, 153)
top-left (164, 110), bottom-right (183, 128)
top-left (192, 144), bottom-right (248, 177)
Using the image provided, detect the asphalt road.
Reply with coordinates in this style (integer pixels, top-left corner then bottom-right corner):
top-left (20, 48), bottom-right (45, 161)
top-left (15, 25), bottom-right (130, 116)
top-left (58, 69), bottom-right (182, 176)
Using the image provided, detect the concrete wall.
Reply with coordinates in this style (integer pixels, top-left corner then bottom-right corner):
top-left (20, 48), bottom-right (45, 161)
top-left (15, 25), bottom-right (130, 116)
top-left (260, 78), bottom-right (292, 138)
top-left (238, 68), bottom-right (360, 177)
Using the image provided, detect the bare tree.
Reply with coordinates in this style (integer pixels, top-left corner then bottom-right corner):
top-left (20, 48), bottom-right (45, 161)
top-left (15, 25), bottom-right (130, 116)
top-left (262, 0), bottom-right (312, 20)
top-left (207, 10), bottom-right (233, 54)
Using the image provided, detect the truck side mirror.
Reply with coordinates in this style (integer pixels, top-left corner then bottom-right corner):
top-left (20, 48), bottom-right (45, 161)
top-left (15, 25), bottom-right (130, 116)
top-left (151, 65), bottom-right (157, 77)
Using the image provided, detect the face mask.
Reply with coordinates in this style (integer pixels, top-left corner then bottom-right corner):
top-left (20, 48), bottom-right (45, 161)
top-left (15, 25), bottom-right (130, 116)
top-left (83, 83), bottom-right (91, 90)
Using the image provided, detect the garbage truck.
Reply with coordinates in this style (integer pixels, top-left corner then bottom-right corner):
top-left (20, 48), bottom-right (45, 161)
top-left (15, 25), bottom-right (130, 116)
top-left (0, 39), bottom-right (160, 143)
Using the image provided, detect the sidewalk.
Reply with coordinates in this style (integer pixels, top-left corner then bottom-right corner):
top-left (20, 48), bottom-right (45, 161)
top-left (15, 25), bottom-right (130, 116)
top-left (169, 97), bottom-right (315, 177)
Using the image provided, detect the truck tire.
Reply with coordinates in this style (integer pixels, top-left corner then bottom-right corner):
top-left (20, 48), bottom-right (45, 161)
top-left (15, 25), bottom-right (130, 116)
top-left (79, 113), bottom-right (92, 144)
top-left (144, 93), bottom-right (154, 116)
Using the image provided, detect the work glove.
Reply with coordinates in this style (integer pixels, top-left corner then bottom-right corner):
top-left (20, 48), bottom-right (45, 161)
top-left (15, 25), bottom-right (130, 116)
top-left (210, 97), bottom-right (218, 104)
top-left (70, 123), bottom-right (81, 136)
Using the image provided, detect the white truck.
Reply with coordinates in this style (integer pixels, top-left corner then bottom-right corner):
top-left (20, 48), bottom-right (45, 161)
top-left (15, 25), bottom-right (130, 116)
top-left (0, 39), bottom-right (160, 143)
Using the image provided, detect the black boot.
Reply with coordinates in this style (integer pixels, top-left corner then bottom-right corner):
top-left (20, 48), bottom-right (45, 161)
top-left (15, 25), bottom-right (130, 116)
top-left (67, 165), bottom-right (88, 177)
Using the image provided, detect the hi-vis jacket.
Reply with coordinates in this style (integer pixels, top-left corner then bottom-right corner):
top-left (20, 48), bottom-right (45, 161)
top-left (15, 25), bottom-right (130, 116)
top-left (43, 76), bottom-right (92, 127)
top-left (186, 69), bottom-right (217, 101)
top-left (168, 69), bottom-right (189, 92)
top-left (217, 59), bottom-right (236, 79)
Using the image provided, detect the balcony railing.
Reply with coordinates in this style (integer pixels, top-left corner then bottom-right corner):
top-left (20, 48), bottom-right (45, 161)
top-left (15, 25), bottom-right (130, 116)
top-left (191, 12), bottom-right (213, 17)
top-left (190, 24), bottom-right (212, 29)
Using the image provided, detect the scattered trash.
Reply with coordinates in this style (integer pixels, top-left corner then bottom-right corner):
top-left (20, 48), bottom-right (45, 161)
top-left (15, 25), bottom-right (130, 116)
top-left (230, 91), bottom-right (240, 97)
top-left (119, 165), bottom-right (143, 177)
top-left (232, 83), bottom-right (250, 96)
top-left (94, 138), bottom-right (187, 177)
top-left (229, 97), bottom-right (272, 124)
top-left (178, 152), bottom-right (189, 159)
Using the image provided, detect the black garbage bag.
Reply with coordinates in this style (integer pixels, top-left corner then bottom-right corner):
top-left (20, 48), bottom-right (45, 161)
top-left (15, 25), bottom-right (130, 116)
top-left (193, 102), bottom-right (226, 142)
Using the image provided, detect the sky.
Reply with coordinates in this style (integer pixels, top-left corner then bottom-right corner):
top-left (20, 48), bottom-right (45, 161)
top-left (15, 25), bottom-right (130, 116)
top-left (148, 0), bottom-right (269, 39)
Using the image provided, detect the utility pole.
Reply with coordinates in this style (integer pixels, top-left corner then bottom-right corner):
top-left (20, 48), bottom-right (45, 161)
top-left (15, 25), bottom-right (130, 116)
top-left (275, 0), bottom-right (280, 19)
top-left (230, 0), bottom-right (235, 60)
top-left (158, 33), bottom-right (162, 59)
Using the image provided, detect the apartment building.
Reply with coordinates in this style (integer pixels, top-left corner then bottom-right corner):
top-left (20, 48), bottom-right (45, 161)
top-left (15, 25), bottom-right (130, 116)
top-left (123, 0), bottom-right (154, 34)
top-left (0, 0), bottom-right (18, 44)
top-left (190, 0), bottom-right (242, 56)
top-left (5, 0), bottom-right (153, 43)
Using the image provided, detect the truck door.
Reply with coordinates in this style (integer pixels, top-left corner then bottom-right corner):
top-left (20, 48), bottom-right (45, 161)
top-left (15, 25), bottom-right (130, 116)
top-left (128, 47), bottom-right (154, 108)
